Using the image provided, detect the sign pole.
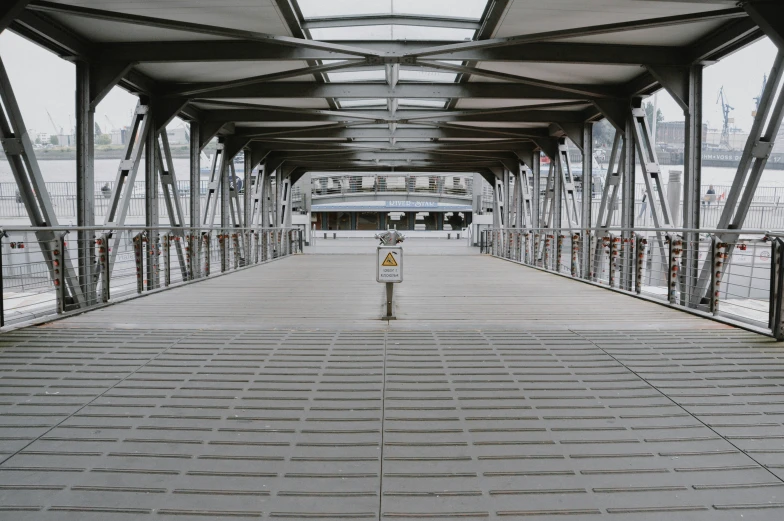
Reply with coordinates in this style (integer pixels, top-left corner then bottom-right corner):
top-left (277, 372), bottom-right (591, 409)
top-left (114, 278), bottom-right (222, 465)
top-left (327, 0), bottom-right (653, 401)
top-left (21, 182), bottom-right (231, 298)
top-left (386, 282), bottom-right (394, 319)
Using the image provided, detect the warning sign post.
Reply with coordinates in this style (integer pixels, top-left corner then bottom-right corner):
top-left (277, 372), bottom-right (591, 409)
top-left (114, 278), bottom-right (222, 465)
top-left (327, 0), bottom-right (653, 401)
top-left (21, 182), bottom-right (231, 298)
top-left (377, 247), bottom-right (403, 283)
top-left (377, 246), bottom-right (403, 319)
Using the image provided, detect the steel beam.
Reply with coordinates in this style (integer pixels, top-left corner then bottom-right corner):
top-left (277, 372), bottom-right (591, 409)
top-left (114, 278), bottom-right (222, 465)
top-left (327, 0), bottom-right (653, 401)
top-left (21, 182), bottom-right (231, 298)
top-left (744, 1), bottom-right (784, 49)
top-left (303, 14), bottom-right (481, 30)
top-left (179, 82), bottom-right (603, 101)
top-left (0, 0), bottom-right (31, 33)
top-left (156, 130), bottom-right (188, 279)
top-left (236, 127), bottom-right (548, 140)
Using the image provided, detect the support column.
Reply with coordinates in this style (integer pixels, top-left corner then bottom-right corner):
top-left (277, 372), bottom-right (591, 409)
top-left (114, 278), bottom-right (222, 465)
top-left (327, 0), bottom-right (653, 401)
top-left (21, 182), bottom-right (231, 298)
top-left (75, 60), bottom-right (95, 304)
top-left (145, 115), bottom-right (159, 290)
top-left (220, 138), bottom-right (230, 271)
top-left (683, 65), bottom-right (703, 306)
top-left (553, 153), bottom-right (563, 231)
top-left (188, 121), bottom-right (201, 279)
top-left (581, 122), bottom-right (593, 276)
top-left (532, 153), bottom-right (541, 229)
top-left (243, 149), bottom-right (252, 257)
top-left (621, 103), bottom-right (636, 291)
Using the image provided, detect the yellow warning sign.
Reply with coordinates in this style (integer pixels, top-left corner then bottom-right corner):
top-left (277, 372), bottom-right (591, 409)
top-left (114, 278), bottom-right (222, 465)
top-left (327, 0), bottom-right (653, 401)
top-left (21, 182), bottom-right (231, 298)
top-left (382, 252), bottom-right (398, 267)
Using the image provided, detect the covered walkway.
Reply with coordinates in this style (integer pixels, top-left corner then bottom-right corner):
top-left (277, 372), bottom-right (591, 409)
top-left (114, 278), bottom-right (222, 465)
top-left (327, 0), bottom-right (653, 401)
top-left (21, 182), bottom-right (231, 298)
top-left (2, 250), bottom-right (784, 520)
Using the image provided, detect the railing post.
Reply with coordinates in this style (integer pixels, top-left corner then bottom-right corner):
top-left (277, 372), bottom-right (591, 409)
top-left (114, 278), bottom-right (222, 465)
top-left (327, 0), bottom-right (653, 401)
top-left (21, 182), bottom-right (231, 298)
top-left (97, 234), bottom-right (110, 303)
top-left (710, 237), bottom-right (724, 316)
top-left (163, 233), bottom-right (171, 287)
top-left (771, 238), bottom-right (784, 340)
top-left (571, 233), bottom-right (579, 277)
top-left (134, 232), bottom-right (144, 294)
top-left (635, 235), bottom-right (646, 295)
top-left (203, 233), bottom-right (211, 277)
top-left (53, 234), bottom-right (66, 314)
top-left (544, 233), bottom-right (551, 270)
top-left (608, 234), bottom-right (616, 288)
top-left (668, 235), bottom-right (682, 305)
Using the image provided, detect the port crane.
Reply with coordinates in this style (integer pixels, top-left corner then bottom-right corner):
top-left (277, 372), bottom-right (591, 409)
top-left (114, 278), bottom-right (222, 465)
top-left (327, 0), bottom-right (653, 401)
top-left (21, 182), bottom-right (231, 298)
top-left (45, 109), bottom-right (62, 136)
top-left (716, 86), bottom-right (734, 149)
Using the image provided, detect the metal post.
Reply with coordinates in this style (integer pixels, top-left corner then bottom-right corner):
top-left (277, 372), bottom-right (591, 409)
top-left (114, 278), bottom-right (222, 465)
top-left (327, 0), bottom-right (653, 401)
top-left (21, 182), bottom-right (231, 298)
top-left (244, 150), bottom-right (252, 258)
top-left (203, 233), bottom-right (211, 276)
top-left (621, 105), bottom-right (636, 291)
top-left (75, 60), bottom-right (95, 304)
top-left (532, 153), bottom-right (541, 229)
top-left (582, 123), bottom-right (593, 277)
top-left (145, 119), bottom-right (159, 290)
top-left (53, 234), bottom-right (66, 314)
top-left (163, 234), bottom-right (171, 287)
top-left (635, 234), bottom-right (645, 295)
top-left (668, 235), bottom-right (683, 305)
top-left (134, 233), bottom-right (144, 294)
top-left (98, 234), bottom-right (110, 303)
top-left (710, 237), bottom-right (722, 315)
top-left (189, 121), bottom-right (201, 279)
top-left (385, 282), bottom-right (394, 319)
top-left (683, 65), bottom-right (703, 307)
top-left (771, 239), bottom-right (784, 340)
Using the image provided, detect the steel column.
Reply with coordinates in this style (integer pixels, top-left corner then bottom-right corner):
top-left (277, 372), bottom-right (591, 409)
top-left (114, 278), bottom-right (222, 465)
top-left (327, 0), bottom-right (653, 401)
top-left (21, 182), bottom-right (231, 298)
top-left (189, 121), bottom-right (201, 279)
top-left (75, 60), bottom-right (95, 304)
top-left (683, 64), bottom-right (703, 306)
top-left (581, 122), bottom-right (593, 277)
top-left (156, 130), bottom-right (188, 280)
top-left (145, 116), bottom-right (159, 290)
top-left (621, 105), bottom-right (636, 291)
top-left (532, 152), bottom-right (540, 229)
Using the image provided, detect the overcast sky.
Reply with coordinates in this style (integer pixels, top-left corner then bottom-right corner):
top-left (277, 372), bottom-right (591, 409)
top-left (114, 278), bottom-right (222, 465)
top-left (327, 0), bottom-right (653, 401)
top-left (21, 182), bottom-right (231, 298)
top-left (0, 28), bottom-right (777, 137)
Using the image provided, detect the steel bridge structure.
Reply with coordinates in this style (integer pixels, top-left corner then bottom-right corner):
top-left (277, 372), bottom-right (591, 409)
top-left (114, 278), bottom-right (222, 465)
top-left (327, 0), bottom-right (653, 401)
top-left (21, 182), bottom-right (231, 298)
top-left (2, 1), bottom-right (784, 517)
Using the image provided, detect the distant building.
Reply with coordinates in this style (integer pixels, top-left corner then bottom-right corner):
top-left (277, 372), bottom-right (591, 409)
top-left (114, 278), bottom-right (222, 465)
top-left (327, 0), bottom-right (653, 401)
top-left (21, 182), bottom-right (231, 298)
top-left (110, 128), bottom-right (126, 145)
top-left (656, 121), bottom-right (709, 147)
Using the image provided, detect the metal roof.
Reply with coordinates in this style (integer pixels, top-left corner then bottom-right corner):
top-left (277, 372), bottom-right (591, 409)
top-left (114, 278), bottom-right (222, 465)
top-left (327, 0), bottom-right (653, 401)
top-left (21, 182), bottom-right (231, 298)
top-left (7, 0), bottom-right (768, 176)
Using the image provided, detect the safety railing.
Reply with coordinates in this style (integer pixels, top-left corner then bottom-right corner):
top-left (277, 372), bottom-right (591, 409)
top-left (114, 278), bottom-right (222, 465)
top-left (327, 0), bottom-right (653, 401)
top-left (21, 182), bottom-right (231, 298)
top-left (481, 226), bottom-right (784, 339)
top-left (0, 225), bottom-right (302, 328)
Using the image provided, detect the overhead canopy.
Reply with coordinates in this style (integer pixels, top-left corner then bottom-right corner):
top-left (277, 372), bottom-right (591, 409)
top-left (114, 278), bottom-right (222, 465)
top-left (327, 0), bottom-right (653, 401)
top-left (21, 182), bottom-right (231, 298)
top-left (9, 0), bottom-right (767, 174)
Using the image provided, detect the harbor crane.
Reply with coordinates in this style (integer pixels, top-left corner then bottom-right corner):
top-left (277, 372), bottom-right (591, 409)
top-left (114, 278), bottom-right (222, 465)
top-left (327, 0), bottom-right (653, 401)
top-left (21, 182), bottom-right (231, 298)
top-left (716, 86), bottom-right (734, 149)
top-left (45, 109), bottom-right (62, 136)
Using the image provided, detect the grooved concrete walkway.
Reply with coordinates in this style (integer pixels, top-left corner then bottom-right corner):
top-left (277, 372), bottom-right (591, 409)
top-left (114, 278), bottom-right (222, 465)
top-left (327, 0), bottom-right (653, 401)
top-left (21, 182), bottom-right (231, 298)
top-left (2, 249), bottom-right (784, 520)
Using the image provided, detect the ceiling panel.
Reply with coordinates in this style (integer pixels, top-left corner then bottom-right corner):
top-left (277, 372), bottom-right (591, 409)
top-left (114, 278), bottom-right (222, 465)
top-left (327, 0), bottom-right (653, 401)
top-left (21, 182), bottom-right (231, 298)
top-left (48, 0), bottom-right (291, 36)
top-left (135, 61), bottom-right (311, 83)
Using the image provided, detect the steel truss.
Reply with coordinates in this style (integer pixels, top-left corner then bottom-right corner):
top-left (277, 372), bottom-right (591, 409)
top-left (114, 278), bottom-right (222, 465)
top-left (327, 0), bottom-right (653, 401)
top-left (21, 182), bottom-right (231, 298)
top-left (0, 56), bottom-right (85, 309)
top-left (100, 101), bottom-right (190, 286)
top-left (695, 49), bottom-right (784, 305)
